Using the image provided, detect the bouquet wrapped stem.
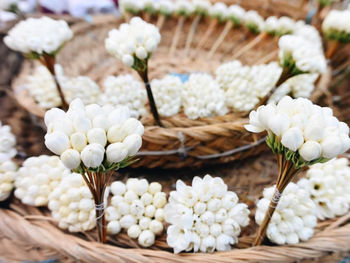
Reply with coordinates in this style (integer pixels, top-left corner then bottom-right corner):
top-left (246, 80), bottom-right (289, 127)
top-left (80, 168), bottom-right (114, 243)
top-left (39, 54), bottom-right (68, 110)
top-left (253, 153), bottom-right (302, 246)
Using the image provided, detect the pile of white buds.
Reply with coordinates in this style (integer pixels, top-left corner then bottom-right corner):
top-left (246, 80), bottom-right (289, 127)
top-left (4, 16), bottom-right (73, 55)
top-left (0, 121), bottom-right (17, 163)
top-left (278, 35), bottom-right (327, 75)
top-left (165, 175), bottom-right (250, 253)
top-left (264, 16), bottom-right (295, 36)
top-left (268, 73), bottom-right (319, 104)
top-left (216, 60), bottom-right (282, 112)
top-left (105, 17), bottom-right (161, 68)
top-left (244, 10), bottom-right (265, 33)
top-left (174, 0), bottom-right (194, 16)
top-left (44, 98), bottom-right (144, 170)
top-left (48, 172), bottom-right (96, 232)
top-left (14, 155), bottom-right (68, 206)
top-left (142, 0), bottom-right (159, 15)
top-left (193, 0), bottom-right (211, 16)
top-left (27, 65), bottom-right (100, 109)
top-left (298, 158), bottom-right (350, 220)
top-left (182, 73), bottom-right (228, 120)
top-left (151, 75), bottom-right (183, 117)
top-left (26, 66), bottom-right (61, 109)
top-left (106, 178), bottom-right (167, 247)
top-left (0, 0), bottom-right (18, 10)
top-left (99, 75), bottom-right (147, 119)
top-left (322, 9), bottom-right (350, 43)
top-left (55, 65), bottom-right (100, 105)
top-left (245, 96), bottom-right (350, 165)
top-left (255, 183), bottom-right (317, 245)
top-left (209, 2), bottom-right (227, 22)
top-left (0, 160), bottom-right (17, 201)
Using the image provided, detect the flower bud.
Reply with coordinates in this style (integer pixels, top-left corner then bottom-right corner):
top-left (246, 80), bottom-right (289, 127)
top-left (138, 230), bottom-right (155, 247)
top-left (299, 141), bottom-right (321, 161)
top-left (120, 214), bottom-right (137, 229)
top-left (210, 223), bottom-right (222, 237)
top-left (268, 114), bottom-right (290, 137)
top-left (70, 132), bottom-right (87, 152)
top-left (140, 192), bottom-right (153, 205)
top-left (61, 149), bottom-right (81, 169)
top-left (136, 47), bottom-right (148, 60)
top-left (122, 54), bottom-right (134, 67)
top-left (110, 181), bottom-right (126, 196)
top-left (80, 143), bottom-right (104, 168)
top-left (153, 192), bottom-right (167, 208)
top-left (87, 128), bottom-right (107, 147)
top-left (107, 221), bottom-right (121, 235)
top-left (92, 114), bottom-right (109, 131)
top-left (128, 224), bottom-right (141, 238)
top-left (45, 131), bottom-right (70, 155)
top-left (123, 134), bottom-right (142, 156)
top-left (85, 104), bottom-right (103, 120)
top-left (44, 108), bottom-right (65, 126)
top-left (106, 143), bottom-right (128, 164)
top-left (321, 136), bottom-right (342, 158)
top-left (281, 127), bottom-right (304, 152)
top-left (73, 116), bottom-right (92, 134)
top-left (216, 234), bottom-right (234, 251)
top-left (149, 220), bottom-right (163, 235)
top-left (200, 235), bottom-right (216, 253)
top-left (148, 182), bottom-right (162, 194)
top-left (139, 217), bottom-right (151, 230)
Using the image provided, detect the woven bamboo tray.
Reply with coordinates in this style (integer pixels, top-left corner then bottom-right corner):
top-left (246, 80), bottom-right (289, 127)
top-left (1, 153), bottom-right (350, 262)
top-left (11, 15), bottom-right (330, 169)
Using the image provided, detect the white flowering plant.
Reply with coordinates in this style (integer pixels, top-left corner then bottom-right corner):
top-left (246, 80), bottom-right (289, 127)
top-left (0, 121), bottom-right (17, 163)
top-left (0, 160), bottom-right (17, 201)
top-left (227, 5), bottom-right (245, 26)
top-left (105, 17), bottom-right (163, 126)
top-left (44, 98), bottom-right (144, 243)
top-left (106, 178), bottom-right (167, 247)
top-left (174, 0), bottom-right (194, 17)
top-left (245, 96), bottom-right (350, 245)
top-left (264, 16), bottom-right (295, 36)
top-left (193, 0), bottom-right (211, 17)
top-left (4, 16), bottom-right (73, 109)
top-left (164, 175), bottom-right (250, 253)
top-left (244, 10), bottom-right (264, 34)
top-left (209, 2), bottom-right (228, 23)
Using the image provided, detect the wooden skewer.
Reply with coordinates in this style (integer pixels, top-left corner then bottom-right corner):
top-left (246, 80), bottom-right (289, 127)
top-left (207, 20), bottom-right (234, 60)
top-left (231, 32), bottom-right (268, 60)
top-left (170, 16), bottom-right (186, 56)
top-left (255, 49), bottom-right (278, 65)
top-left (156, 14), bottom-right (166, 30)
top-left (193, 19), bottom-right (218, 57)
top-left (184, 14), bottom-right (201, 57)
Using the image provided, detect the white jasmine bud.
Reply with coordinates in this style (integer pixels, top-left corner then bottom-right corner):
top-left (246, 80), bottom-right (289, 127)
top-left (299, 141), bottom-right (321, 161)
top-left (80, 143), bottom-right (104, 168)
top-left (87, 128), bottom-right (107, 147)
top-left (70, 132), bottom-right (87, 152)
top-left (128, 224), bottom-right (142, 238)
top-left (45, 131), bottom-right (70, 155)
top-left (110, 181), bottom-right (126, 196)
top-left (148, 182), bottom-right (162, 194)
top-left (153, 192), bottom-right (167, 208)
top-left (60, 149), bottom-right (80, 170)
top-left (106, 143), bottom-right (128, 164)
top-left (107, 221), bottom-right (121, 235)
top-left (120, 214), bottom-right (137, 228)
top-left (138, 230), bottom-right (155, 247)
top-left (149, 220), bottom-right (163, 235)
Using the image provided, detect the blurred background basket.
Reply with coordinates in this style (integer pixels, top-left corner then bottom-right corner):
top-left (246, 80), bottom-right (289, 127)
top-left (11, 12), bottom-right (332, 169)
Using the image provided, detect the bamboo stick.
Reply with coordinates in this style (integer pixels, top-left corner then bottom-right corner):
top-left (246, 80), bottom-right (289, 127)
top-left (207, 20), bottom-right (234, 59)
top-left (184, 14), bottom-right (201, 56)
top-left (232, 32), bottom-right (268, 60)
top-left (170, 16), bottom-right (186, 56)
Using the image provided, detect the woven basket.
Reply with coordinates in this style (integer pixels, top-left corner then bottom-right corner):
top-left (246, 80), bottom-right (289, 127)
top-left (11, 15), bottom-right (330, 169)
top-left (1, 153), bottom-right (350, 263)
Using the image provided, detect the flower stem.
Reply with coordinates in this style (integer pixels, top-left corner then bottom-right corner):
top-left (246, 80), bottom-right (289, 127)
top-left (40, 54), bottom-right (68, 111)
top-left (81, 170), bottom-right (114, 243)
top-left (252, 154), bottom-right (299, 246)
top-left (138, 67), bottom-right (164, 127)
